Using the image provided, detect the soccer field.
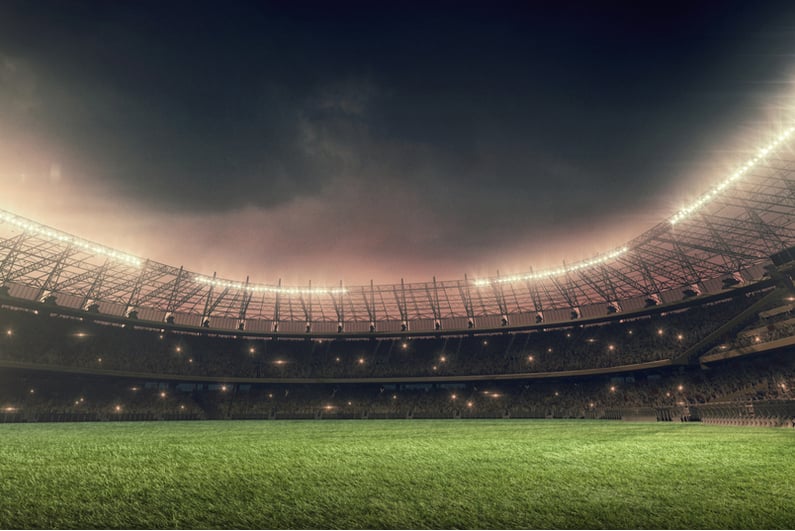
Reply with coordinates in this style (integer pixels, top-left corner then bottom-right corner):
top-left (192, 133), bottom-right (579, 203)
top-left (0, 420), bottom-right (792, 529)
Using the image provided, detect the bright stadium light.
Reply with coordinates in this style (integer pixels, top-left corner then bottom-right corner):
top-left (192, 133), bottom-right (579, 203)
top-left (670, 127), bottom-right (795, 225)
top-left (193, 275), bottom-right (348, 296)
top-left (474, 246), bottom-right (629, 286)
top-left (0, 210), bottom-right (142, 267)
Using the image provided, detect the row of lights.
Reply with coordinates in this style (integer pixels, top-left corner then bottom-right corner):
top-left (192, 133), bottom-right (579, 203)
top-left (472, 126), bottom-right (795, 287)
top-left (0, 210), bottom-right (142, 267)
top-left (670, 127), bottom-right (795, 225)
top-left (473, 247), bottom-right (629, 287)
top-left (194, 275), bottom-right (348, 296)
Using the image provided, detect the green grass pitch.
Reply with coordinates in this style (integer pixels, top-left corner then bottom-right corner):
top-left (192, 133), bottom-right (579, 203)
top-left (0, 420), bottom-right (793, 529)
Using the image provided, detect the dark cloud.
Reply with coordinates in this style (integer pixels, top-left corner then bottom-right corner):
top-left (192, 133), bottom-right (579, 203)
top-left (2, 1), bottom-right (795, 283)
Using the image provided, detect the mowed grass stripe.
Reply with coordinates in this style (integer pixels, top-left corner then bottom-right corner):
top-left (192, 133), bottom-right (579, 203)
top-left (0, 420), bottom-right (792, 529)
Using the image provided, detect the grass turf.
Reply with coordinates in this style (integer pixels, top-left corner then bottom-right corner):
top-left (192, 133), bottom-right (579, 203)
top-left (0, 420), bottom-right (793, 529)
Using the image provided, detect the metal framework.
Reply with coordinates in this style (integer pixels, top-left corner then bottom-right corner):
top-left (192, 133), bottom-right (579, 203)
top-left (2, 133), bottom-right (795, 334)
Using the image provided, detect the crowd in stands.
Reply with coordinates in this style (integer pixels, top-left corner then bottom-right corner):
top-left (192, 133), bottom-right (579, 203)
top-left (1, 289), bottom-right (794, 425)
top-left (0, 375), bottom-right (204, 422)
top-left (705, 300), bottom-right (795, 356)
top-left (1, 348), bottom-right (792, 423)
top-left (0, 293), bottom-right (763, 380)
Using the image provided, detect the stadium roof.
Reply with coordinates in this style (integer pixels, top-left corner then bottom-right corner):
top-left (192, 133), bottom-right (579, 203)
top-left (1, 126), bottom-right (795, 333)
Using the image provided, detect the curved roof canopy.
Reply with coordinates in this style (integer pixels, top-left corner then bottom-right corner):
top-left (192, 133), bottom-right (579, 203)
top-left (1, 127), bottom-right (794, 333)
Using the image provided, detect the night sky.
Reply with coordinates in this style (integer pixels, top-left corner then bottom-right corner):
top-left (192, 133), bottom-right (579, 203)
top-left (2, 1), bottom-right (795, 285)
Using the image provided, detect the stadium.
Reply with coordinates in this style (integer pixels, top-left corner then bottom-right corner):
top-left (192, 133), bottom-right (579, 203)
top-left (2, 123), bottom-right (795, 527)
top-left (3, 3), bottom-right (795, 530)
top-left (2, 125), bottom-right (795, 423)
